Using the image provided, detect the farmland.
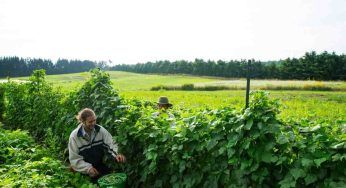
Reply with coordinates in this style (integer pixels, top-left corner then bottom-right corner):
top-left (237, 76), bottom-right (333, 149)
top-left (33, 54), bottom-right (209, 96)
top-left (6, 71), bottom-right (346, 122)
top-left (0, 70), bottom-right (345, 187)
top-left (11, 71), bottom-right (346, 91)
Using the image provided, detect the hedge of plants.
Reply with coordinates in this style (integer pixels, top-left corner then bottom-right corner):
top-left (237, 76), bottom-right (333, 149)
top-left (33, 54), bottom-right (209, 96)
top-left (1, 69), bottom-right (345, 187)
top-left (0, 124), bottom-right (95, 187)
top-left (0, 84), bottom-right (5, 122)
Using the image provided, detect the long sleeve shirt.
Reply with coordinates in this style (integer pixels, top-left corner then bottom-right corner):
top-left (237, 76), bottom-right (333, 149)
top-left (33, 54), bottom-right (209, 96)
top-left (68, 124), bottom-right (118, 174)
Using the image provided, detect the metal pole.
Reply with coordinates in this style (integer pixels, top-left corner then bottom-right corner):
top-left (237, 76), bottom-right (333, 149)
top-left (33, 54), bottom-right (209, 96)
top-left (245, 60), bottom-right (251, 108)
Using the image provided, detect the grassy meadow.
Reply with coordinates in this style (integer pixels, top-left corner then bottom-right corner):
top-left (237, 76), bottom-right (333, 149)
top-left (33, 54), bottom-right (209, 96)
top-left (3, 71), bottom-right (346, 122)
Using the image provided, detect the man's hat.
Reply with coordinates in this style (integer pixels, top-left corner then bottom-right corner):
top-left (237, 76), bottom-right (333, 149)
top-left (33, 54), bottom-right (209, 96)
top-left (157, 96), bottom-right (172, 107)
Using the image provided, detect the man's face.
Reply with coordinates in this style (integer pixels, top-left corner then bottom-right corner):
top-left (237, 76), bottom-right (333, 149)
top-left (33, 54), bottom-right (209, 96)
top-left (84, 115), bottom-right (96, 131)
top-left (158, 104), bottom-right (169, 110)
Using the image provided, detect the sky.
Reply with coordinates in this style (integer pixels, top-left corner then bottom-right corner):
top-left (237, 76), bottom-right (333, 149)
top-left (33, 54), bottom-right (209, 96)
top-left (0, 0), bottom-right (345, 64)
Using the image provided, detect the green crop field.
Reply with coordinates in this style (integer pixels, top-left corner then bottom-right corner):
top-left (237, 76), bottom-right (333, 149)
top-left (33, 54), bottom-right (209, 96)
top-left (10, 71), bottom-right (220, 91)
top-left (1, 69), bottom-right (345, 187)
top-left (3, 71), bottom-right (345, 122)
top-left (123, 90), bottom-right (346, 122)
top-left (9, 71), bottom-right (346, 91)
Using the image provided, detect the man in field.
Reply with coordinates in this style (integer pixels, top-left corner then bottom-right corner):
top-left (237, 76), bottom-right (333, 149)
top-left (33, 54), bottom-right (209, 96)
top-left (68, 108), bottom-right (126, 181)
top-left (152, 96), bottom-right (175, 127)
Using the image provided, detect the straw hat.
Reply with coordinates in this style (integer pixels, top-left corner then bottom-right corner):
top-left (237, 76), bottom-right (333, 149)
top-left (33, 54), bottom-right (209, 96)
top-left (157, 96), bottom-right (172, 107)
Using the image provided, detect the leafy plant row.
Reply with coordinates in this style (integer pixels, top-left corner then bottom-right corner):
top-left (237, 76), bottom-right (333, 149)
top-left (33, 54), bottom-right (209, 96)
top-left (0, 69), bottom-right (345, 187)
top-left (0, 125), bottom-right (95, 187)
top-left (114, 92), bottom-right (345, 187)
top-left (0, 84), bottom-right (4, 122)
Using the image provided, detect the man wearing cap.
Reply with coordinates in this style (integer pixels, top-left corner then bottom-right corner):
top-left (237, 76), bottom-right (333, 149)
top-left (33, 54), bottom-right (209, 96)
top-left (152, 96), bottom-right (175, 127)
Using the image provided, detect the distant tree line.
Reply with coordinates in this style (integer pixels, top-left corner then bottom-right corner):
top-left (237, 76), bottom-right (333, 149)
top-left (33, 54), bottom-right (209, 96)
top-left (0, 57), bottom-right (109, 77)
top-left (1, 51), bottom-right (345, 80)
top-left (111, 51), bottom-right (346, 80)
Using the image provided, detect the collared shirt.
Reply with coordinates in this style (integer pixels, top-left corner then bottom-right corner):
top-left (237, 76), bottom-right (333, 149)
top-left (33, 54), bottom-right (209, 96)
top-left (80, 126), bottom-right (96, 142)
top-left (68, 124), bottom-right (119, 174)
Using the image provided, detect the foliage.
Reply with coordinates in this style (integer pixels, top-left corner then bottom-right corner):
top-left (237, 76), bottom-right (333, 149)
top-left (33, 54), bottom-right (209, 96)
top-left (0, 83), bottom-right (5, 121)
top-left (0, 127), bottom-right (95, 187)
top-left (4, 70), bottom-right (62, 139)
top-left (98, 173), bottom-right (127, 186)
top-left (1, 69), bottom-right (345, 187)
top-left (2, 51), bottom-right (345, 80)
top-left (123, 90), bottom-right (346, 123)
top-left (3, 68), bottom-right (124, 157)
top-left (151, 83), bottom-right (339, 91)
top-left (112, 51), bottom-right (346, 80)
top-left (0, 56), bottom-right (108, 77)
top-left (56, 68), bottom-right (124, 148)
top-left (278, 122), bottom-right (346, 187)
top-left (181, 83), bottom-right (194, 90)
top-left (151, 84), bottom-right (231, 91)
top-left (114, 91), bottom-right (345, 187)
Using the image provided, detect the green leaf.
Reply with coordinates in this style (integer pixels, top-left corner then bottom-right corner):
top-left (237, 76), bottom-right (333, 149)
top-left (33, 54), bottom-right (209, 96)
top-left (207, 138), bottom-right (218, 151)
top-left (170, 175), bottom-right (178, 183)
top-left (314, 157), bottom-right (327, 167)
top-left (279, 174), bottom-right (295, 188)
top-left (179, 161), bottom-right (186, 173)
top-left (228, 157), bottom-right (237, 164)
top-left (161, 134), bottom-right (169, 142)
top-left (235, 124), bottom-right (244, 133)
top-left (227, 135), bottom-right (239, 148)
top-left (301, 158), bottom-right (313, 167)
top-left (310, 125), bottom-right (321, 132)
top-left (218, 147), bottom-right (226, 155)
top-left (277, 134), bottom-right (289, 145)
top-left (265, 141), bottom-right (275, 151)
top-left (257, 122), bottom-right (263, 130)
top-left (227, 148), bottom-right (235, 158)
top-left (261, 151), bottom-right (273, 163)
top-left (331, 142), bottom-right (345, 150)
top-left (271, 156), bottom-right (278, 163)
top-left (242, 140), bottom-right (251, 150)
top-left (289, 168), bottom-right (306, 180)
top-left (240, 160), bottom-right (251, 170)
top-left (244, 119), bottom-right (253, 130)
top-left (304, 174), bottom-right (317, 185)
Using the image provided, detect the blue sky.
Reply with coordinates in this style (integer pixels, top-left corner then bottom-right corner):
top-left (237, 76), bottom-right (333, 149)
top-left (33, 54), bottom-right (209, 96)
top-left (0, 0), bottom-right (345, 64)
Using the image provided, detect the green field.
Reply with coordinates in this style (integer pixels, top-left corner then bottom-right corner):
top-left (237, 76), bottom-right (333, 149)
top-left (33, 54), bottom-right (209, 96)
top-left (10, 71), bottom-right (346, 91)
top-left (2, 70), bottom-right (345, 187)
top-left (3, 71), bottom-right (346, 122)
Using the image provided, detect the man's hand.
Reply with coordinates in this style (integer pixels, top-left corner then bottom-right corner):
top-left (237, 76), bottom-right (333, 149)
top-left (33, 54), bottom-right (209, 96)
top-left (88, 167), bottom-right (99, 178)
top-left (115, 154), bottom-right (126, 163)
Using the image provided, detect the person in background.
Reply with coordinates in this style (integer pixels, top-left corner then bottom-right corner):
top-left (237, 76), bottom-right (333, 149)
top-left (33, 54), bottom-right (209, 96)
top-left (152, 96), bottom-right (175, 127)
top-left (68, 108), bottom-right (126, 181)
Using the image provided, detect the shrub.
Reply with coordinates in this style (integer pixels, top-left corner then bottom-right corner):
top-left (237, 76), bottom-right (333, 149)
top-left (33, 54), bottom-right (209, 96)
top-left (4, 70), bottom-right (63, 139)
top-left (3, 69), bottom-right (345, 187)
top-left (114, 91), bottom-right (346, 187)
top-left (181, 83), bottom-right (194, 90)
top-left (0, 84), bottom-right (5, 122)
top-left (0, 128), bottom-right (95, 187)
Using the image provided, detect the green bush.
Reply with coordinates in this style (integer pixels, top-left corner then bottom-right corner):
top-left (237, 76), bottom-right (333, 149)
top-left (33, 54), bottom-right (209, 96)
top-left (151, 84), bottom-right (232, 91)
top-left (3, 69), bottom-right (345, 187)
top-left (0, 128), bottom-right (95, 187)
top-left (196, 85), bottom-right (231, 91)
top-left (58, 68), bottom-right (124, 140)
top-left (4, 70), bottom-right (63, 139)
top-left (0, 84), bottom-right (5, 122)
top-left (181, 83), bottom-right (194, 90)
top-left (114, 91), bottom-right (346, 187)
top-left (150, 85), bottom-right (180, 91)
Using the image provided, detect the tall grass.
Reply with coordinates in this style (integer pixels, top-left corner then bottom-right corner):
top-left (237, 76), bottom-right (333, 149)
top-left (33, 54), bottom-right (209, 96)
top-left (122, 90), bottom-right (346, 123)
top-left (151, 82), bottom-right (341, 91)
